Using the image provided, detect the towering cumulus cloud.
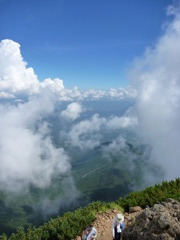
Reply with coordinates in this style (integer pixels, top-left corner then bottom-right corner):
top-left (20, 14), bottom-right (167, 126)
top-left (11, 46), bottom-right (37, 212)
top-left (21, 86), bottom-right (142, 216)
top-left (132, 4), bottom-right (180, 180)
top-left (0, 39), bottom-right (39, 96)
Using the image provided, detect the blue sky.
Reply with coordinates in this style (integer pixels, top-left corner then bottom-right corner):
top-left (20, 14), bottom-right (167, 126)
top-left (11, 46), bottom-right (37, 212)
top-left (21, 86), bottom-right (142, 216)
top-left (0, 0), bottom-right (173, 89)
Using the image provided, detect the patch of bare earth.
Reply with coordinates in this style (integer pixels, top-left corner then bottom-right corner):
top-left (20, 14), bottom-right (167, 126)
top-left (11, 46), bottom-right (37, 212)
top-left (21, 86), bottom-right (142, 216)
top-left (75, 207), bottom-right (142, 240)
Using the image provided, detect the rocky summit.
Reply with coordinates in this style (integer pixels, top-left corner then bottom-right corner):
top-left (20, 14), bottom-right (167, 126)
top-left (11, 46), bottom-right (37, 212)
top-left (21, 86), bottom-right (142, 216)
top-left (122, 198), bottom-right (180, 240)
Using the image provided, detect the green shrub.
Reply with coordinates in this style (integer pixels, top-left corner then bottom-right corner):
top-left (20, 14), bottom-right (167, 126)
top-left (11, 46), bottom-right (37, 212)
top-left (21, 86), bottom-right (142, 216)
top-left (117, 178), bottom-right (180, 211)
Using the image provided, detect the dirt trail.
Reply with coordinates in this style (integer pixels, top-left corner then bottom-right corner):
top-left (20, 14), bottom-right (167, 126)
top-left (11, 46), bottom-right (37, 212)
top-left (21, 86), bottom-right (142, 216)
top-left (75, 207), bottom-right (142, 240)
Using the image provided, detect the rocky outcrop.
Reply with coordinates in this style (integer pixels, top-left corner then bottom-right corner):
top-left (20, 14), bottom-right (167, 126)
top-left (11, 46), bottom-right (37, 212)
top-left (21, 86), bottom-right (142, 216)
top-left (122, 198), bottom-right (180, 240)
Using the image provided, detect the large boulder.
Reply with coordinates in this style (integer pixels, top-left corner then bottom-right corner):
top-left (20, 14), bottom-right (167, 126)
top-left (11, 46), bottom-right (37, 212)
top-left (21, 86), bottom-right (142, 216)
top-left (122, 198), bottom-right (180, 240)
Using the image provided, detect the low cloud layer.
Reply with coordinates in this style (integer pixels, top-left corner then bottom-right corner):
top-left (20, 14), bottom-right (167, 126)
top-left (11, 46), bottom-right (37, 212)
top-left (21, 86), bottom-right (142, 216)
top-left (65, 114), bottom-right (137, 149)
top-left (0, 96), bottom-right (74, 193)
top-left (131, 4), bottom-right (180, 180)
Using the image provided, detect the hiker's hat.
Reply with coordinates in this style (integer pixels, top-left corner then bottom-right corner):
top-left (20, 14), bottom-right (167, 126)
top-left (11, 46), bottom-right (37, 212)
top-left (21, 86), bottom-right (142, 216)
top-left (116, 213), bottom-right (124, 222)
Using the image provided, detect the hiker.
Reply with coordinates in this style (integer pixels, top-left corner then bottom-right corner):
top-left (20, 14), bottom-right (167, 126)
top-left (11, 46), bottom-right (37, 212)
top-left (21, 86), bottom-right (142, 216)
top-left (82, 227), bottom-right (89, 240)
top-left (82, 225), bottom-right (97, 240)
top-left (112, 213), bottom-right (125, 240)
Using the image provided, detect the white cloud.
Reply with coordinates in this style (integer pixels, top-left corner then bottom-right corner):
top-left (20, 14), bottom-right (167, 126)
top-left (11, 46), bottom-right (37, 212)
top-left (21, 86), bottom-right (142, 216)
top-left (0, 39), bottom-right (68, 100)
top-left (64, 87), bottom-right (137, 101)
top-left (0, 97), bottom-right (75, 193)
top-left (67, 114), bottom-right (105, 149)
top-left (131, 4), bottom-right (180, 180)
top-left (106, 115), bottom-right (137, 129)
top-left (0, 91), bottom-right (15, 99)
top-left (61, 102), bottom-right (84, 121)
top-left (40, 78), bottom-right (64, 92)
top-left (0, 39), bottom-right (39, 95)
top-left (102, 136), bottom-right (126, 159)
top-left (0, 39), bottom-right (137, 101)
top-left (66, 114), bottom-right (137, 149)
top-left (37, 176), bottom-right (80, 216)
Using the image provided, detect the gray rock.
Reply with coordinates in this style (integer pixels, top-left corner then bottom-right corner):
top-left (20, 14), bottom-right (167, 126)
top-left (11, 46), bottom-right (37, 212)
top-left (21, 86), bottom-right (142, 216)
top-left (129, 206), bottom-right (142, 213)
top-left (122, 199), bottom-right (180, 240)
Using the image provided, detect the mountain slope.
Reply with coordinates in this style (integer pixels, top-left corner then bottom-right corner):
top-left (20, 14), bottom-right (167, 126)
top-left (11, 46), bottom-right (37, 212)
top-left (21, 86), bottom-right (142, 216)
top-left (0, 178), bottom-right (179, 240)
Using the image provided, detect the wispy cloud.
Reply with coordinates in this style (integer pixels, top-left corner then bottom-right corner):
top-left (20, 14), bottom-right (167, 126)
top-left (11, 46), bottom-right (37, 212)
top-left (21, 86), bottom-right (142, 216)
top-left (66, 114), bottom-right (137, 150)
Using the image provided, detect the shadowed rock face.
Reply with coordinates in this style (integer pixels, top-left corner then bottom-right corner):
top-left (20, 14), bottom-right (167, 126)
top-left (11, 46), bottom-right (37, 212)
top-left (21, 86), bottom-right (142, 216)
top-left (122, 198), bottom-right (180, 240)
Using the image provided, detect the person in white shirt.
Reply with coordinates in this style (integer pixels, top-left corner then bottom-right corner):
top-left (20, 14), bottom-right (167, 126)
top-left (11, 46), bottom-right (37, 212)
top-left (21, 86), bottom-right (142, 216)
top-left (112, 213), bottom-right (125, 240)
top-left (82, 225), bottom-right (97, 240)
